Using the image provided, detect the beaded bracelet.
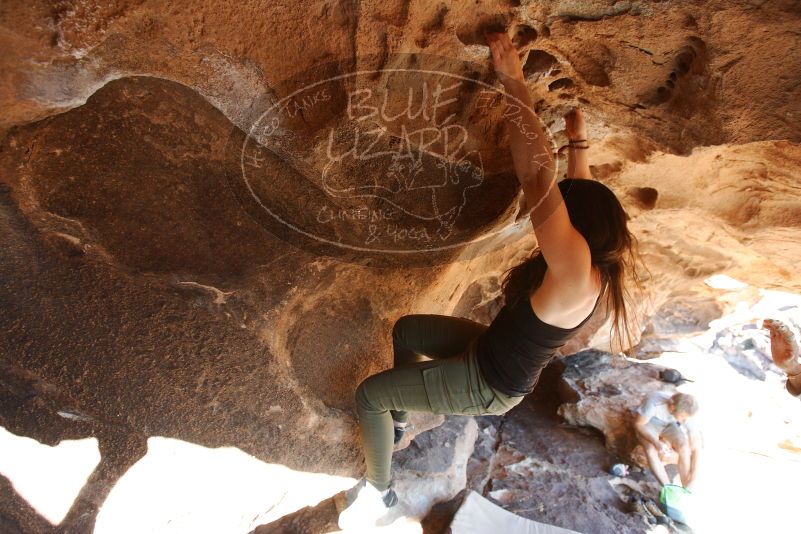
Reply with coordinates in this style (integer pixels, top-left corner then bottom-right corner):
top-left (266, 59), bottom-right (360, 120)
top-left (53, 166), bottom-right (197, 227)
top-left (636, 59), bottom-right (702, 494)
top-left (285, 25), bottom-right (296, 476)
top-left (568, 139), bottom-right (589, 149)
top-left (557, 139), bottom-right (589, 155)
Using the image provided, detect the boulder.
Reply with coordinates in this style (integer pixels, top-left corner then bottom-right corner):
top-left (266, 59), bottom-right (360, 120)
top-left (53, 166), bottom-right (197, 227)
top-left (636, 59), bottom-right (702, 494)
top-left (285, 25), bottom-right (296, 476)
top-left (385, 415), bottom-right (479, 523)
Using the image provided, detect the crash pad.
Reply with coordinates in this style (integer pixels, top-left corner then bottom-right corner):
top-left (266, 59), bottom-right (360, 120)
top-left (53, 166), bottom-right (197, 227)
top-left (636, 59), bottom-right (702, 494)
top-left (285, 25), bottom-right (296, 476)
top-left (449, 490), bottom-right (582, 534)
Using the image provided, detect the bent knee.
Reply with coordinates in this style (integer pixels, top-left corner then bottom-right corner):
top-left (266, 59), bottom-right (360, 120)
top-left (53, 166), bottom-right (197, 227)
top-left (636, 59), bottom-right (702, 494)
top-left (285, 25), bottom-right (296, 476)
top-left (392, 315), bottom-right (417, 342)
top-left (355, 378), bottom-right (371, 410)
top-left (355, 375), bottom-right (383, 412)
top-left (668, 432), bottom-right (688, 451)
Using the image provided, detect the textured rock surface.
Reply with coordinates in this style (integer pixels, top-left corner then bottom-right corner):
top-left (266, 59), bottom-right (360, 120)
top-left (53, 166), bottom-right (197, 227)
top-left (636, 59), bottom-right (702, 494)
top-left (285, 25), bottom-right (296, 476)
top-left (1, 1), bottom-right (801, 532)
top-left (3, 1), bottom-right (800, 149)
top-left (385, 415), bottom-right (478, 524)
top-left (427, 386), bottom-right (653, 534)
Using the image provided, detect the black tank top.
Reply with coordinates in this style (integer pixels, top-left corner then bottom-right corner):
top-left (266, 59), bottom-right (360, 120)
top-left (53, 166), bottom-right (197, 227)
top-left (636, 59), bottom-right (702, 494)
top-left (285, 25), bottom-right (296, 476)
top-left (474, 292), bottom-right (601, 397)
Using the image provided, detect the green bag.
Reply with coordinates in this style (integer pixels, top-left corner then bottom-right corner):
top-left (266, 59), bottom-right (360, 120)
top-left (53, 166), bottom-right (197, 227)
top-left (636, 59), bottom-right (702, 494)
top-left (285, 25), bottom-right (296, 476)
top-left (659, 484), bottom-right (691, 524)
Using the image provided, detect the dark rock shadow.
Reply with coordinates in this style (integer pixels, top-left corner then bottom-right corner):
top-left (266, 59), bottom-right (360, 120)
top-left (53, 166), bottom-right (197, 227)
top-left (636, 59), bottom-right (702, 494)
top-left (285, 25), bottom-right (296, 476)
top-left (0, 71), bottom-right (522, 532)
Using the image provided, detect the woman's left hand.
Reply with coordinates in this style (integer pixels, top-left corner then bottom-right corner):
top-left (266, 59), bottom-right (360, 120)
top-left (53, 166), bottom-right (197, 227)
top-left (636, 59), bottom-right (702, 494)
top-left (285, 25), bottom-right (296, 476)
top-left (564, 108), bottom-right (588, 141)
top-left (486, 32), bottom-right (525, 87)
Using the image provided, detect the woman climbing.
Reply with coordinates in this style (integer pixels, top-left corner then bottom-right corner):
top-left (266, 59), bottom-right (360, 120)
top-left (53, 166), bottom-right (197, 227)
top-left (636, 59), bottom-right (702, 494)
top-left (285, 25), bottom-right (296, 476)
top-left (336, 32), bottom-right (642, 529)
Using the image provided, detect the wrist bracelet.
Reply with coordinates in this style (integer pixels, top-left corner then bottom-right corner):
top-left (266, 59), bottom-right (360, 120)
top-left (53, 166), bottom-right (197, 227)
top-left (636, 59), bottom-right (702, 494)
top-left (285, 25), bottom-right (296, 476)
top-left (556, 144), bottom-right (590, 154)
top-left (568, 139), bottom-right (589, 149)
top-left (558, 143), bottom-right (589, 154)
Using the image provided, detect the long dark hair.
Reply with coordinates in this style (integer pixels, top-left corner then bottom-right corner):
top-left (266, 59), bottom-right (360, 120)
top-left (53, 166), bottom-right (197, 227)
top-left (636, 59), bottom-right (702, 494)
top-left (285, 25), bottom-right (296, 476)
top-left (501, 178), bottom-right (644, 352)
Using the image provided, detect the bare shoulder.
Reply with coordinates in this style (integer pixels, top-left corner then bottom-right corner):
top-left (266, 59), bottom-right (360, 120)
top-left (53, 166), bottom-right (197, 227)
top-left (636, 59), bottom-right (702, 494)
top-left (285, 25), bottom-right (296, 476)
top-left (529, 265), bottom-right (603, 329)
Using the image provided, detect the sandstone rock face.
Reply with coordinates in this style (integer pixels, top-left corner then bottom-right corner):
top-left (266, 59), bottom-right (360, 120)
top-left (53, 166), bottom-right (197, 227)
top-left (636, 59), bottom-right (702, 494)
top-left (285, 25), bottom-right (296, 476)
top-left (3, 1), bottom-right (800, 149)
top-left (1, 1), bottom-right (800, 533)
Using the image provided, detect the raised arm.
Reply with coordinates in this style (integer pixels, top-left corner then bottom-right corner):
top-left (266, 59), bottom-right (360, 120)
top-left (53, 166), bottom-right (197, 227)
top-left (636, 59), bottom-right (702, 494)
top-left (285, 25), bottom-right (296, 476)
top-left (565, 108), bottom-right (592, 179)
top-left (486, 33), bottom-right (554, 192)
top-left (487, 33), bottom-right (592, 288)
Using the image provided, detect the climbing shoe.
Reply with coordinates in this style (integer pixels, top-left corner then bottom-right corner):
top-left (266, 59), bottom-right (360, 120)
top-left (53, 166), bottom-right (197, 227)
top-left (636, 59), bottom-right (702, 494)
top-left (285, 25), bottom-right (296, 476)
top-left (335, 478), bottom-right (397, 530)
top-left (393, 426), bottom-right (404, 444)
top-left (628, 496), bottom-right (656, 525)
top-left (644, 498), bottom-right (671, 526)
top-left (393, 422), bottom-right (413, 444)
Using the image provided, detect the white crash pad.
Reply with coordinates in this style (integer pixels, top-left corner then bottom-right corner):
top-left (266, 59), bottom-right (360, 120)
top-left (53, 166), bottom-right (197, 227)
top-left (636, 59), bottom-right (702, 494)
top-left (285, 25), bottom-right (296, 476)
top-left (449, 490), bottom-right (581, 534)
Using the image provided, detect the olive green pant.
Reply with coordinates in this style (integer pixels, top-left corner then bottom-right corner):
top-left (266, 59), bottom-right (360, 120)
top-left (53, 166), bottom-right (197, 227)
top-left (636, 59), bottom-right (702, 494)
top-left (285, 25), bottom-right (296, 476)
top-left (354, 314), bottom-right (525, 491)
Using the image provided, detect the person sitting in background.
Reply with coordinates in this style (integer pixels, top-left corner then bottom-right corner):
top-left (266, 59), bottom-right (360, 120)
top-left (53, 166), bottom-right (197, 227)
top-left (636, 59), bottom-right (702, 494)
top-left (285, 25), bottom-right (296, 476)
top-left (633, 391), bottom-right (702, 491)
